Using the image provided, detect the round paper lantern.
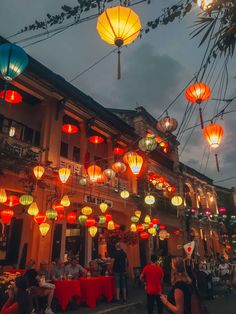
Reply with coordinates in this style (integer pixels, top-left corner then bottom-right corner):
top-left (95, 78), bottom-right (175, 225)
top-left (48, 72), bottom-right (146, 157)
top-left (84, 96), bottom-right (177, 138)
top-left (130, 223), bottom-right (137, 232)
top-left (57, 213), bottom-right (66, 221)
top-left (115, 224), bottom-right (120, 229)
top-left (20, 194), bottom-right (33, 206)
top-left (140, 231), bottom-right (149, 239)
top-left (78, 215), bottom-right (88, 224)
top-left (152, 218), bottom-right (160, 225)
top-left (139, 137), bottom-right (157, 152)
top-left (99, 202), bottom-right (108, 213)
top-left (52, 203), bottom-right (64, 214)
top-left (219, 207), bottom-right (227, 215)
top-left (0, 43), bottom-right (28, 81)
top-left (81, 206), bottom-right (93, 216)
top-left (145, 195), bottom-right (155, 205)
top-left (67, 211), bottom-right (76, 224)
top-left (134, 210), bottom-right (141, 218)
top-left (33, 165), bottom-right (45, 180)
top-left (79, 177), bottom-right (87, 186)
top-left (171, 195), bottom-right (183, 206)
top-left (89, 226), bottom-right (98, 237)
top-left (0, 188), bottom-right (7, 203)
top-left (126, 152), bottom-right (143, 175)
top-left (157, 116), bottom-right (178, 133)
top-left (185, 82), bottom-right (211, 104)
top-left (103, 168), bottom-right (116, 180)
top-left (107, 220), bottom-right (115, 230)
top-left (114, 147), bottom-right (124, 155)
top-left (85, 217), bottom-right (96, 227)
top-left (59, 168), bottom-right (71, 183)
top-left (105, 214), bottom-right (112, 222)
top-left (27, 202), bottom-right (39, 216)
top-left (34, 212), bottom-right (46, 224)
top-left (0, 90), bottom-right (22, 104)
top-left (60, 195), bottom-right (70, 207)
top-left (148, 227), bottom-right (156, 235)
top-left (39, 223), bottom-right (50, 237)
top-left (97, 6), bottom-right (141, 80)
top-left (203, 123), bottom-right (224, 148)
top-left (0, 209), bottom-right (14, 224)
top-left (62, 124), bottom-right (78, 134)
top-left (120, 190), bottom-right (129, 199)
top-left (159, 224), bottom-right (166, 230)
top-left (144, 215), bottom-right (151, 224)
top-left (96, 174), bottom-right (107, 184)
top-left (99, 216), bottom-right (106, 224)
top-left (88, 135), bottom-right (104, 144)
top-left (137, 224), bottom-right (144, 232)
top-left (131, 216), bottom-right (139, 223)
top-left (4, 195), bottom-right (19, 207)
top-left (46, 209), bottom-right (58, 220)
top-left (112, 161), bottom-right (126, 174)
top-left (87, 165), bottom-right (102, 182)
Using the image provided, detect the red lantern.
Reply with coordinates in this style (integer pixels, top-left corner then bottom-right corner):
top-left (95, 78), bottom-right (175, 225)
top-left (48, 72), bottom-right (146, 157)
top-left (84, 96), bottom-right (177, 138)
top-left (152, 218), bottom-right (160, 225)
top-left (89, 135), bottom-right (104, 144)
top-left (140, 231), bottom-right (149, 239)
top-left (105, 214), bottom-right (112, 222)
top-left (57, 213), bottom-right (66, 221)
top-left (34, 213), bottom-right (46, 224)
top-left (0, 90), bottom-right (22, 104)
top-left (137, 224), bottom-right (144, 232)
top-left (4, 195), bottom-right (19, 207)
top-left (159, 224), bottom-right (166, 230)
top-left (52, 203), bottom-right (65, 214)
top-left (219, 207), bottom-right (227, 215)
top-left (167, 186), bottom-right (176, 193)
top-left (114, 147), bottom-right (124, 155)
top-left (149, 223), bottom-right (153, 228)
top-left (85, 217), bottom-right (96, 227)
top-left (67, 211), bottom-right (76, 224)
top-left (62, 124), bottom-right (78, 134)
top-left (115, 224), bottom-right (120, 229)
top-left (1, 209), bottom-right (14, 224)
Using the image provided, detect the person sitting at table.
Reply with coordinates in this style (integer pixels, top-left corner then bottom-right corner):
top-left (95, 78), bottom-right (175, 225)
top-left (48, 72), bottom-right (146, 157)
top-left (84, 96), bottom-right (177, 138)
top-left (65, 257), bottom-right (87, 279)
top-left (24, 259), bottom-right (55, 314)
top-left (51, 259), bottom-right (65, 280)
top-left (88, 260), bottom-right (100, 277)
top-left (39, 262), bottom-right (49, 280)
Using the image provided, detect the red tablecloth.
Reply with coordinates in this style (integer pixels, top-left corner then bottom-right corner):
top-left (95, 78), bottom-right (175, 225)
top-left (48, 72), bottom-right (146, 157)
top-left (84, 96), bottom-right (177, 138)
top-left (100, 276), bottom-right (115, 302)
top-left (54, 280), bottom-right (81, 311)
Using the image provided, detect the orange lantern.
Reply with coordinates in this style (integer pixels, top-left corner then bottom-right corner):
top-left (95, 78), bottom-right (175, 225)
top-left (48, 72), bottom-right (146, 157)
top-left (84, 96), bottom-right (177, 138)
top-left (126, 152), bottom-right (143, 175)
top-left (103, 168), bottom-right (116, 180)
top-left (67, 211), bottom-right (76, 224)
top-left (33, 165), bottom-right (45, 180)
top-left (1, 209), bottom-right (14, 224)
top-left (4, 195), bottom-right (19, 207)
top-left (87, 165), bottom-right (102, 182)
top-left (34, 212), bottom-right (46, 225)
top-left (88, 135), bottom-right (104, 144)
top-left (62, 124), bottom-right (78, 134)
top-left (58, 168), bottom-right (71, 183)
top-left (97, 6), bottom-right (141, 80)
top-left (112, 161), bottom-right (126, 174)
top-left (96, 174), bottom-right (107, 184)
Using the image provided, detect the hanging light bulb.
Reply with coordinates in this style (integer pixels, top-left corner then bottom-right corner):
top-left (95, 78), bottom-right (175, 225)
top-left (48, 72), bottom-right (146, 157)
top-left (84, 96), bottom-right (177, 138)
top-left (99, 202), bottom-right (108, 213)
top-left (27, 202), bottom-right (39, 216)
top-left (60, 195), bottom-right (70, 207)
top-left (33, 166), bottom-right (45, 180)
top-left (59, 168), bottom-right (71, 183)
top-left (39, 223), bottom-right (50, 237)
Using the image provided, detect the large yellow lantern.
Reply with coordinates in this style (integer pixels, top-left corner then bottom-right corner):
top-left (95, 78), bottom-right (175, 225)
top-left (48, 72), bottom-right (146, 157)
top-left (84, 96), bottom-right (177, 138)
top-left (60, 195), bottom-right (70, 207)
top-left (20, 194), bottom-right (33, 206)
top-left (87, 165), bottom-right (102, 182)
top-left (82, 206), bottom-right (93, 216)
top-left (145, 194), bottom-right (155, 205)
top-left (0, 188), bottom-right (7, 203)
top-left (89, 226), bottom-right (98, 238)
top-left (33, 165), bottom-right (45, 180)
top-left (99, 202), bottom-right (108, 213)
top-left (126, 152), bottom-right (143, 175)
top-left (108, 220), bottom-right (115, 230)
top-left (39, 223), bottom-right (50, 237)
top-left (120, 190), bottom-right (129, 199)
top-left (134, 210), bottom-right (141, 218)
top-left (144, 215), bottom-right (151, 224)
top-left (130, 223), bottom-right (137, 232)
top-left (171, 195), bottom-right (183, 206)
top-left (97, 6), bottom-right (141, 80)
top-left (27, 202), bottom-right (39, 216)
top-left (59, 168), bottom-right (71, 183)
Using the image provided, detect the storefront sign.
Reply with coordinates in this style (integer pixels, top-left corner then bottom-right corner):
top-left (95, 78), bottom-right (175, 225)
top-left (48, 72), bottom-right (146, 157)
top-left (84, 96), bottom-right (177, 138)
top-left (84, 194), bottom-right (113, 207)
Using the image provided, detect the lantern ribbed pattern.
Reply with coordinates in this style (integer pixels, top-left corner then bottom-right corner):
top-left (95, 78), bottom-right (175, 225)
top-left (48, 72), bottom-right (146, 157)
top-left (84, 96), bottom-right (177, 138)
top-left (99, 202), bottom-right (108, 213)
top-left (185, 83), bottom-right (211, 104)
top-left (0, 90), bottom-right (23, 104)
top-left (82, 206), bottom-right (93, 216)
top-left (145, 195), bottom-right (155, 205)
top-left (60, 195), bottom-right (70, 207)
top-left (46, 209), bottom-right (58, 220)
top-left (97, 6), bottom-right (141, 47)
top-left (0, 44), bottom-right (28, 81)
top-left (203, 123), bottom-right (224, 148)
top-left (0, 188), bottom-right (7, 203)
top-left (131, 216), bottom-right (139, 223)
top-left (27, 202), bottom-right (39, 216)
top-left (99, 216), bottom-right (106, 224)
top-left (108, 220), bottom-right (115, 230)
top-left (33, 165), bottom-right (45, 180)
top-left (89, 226), bottom-right (98, 237)
top-left (87, 165), bottom-right (102, 182)
top-left (103, 168), bottom-right (116, 180)
top-left (78, 215), bottom-right (88, 224)
top-left (120, 190), bottom-right (129, 199)
top-left (130, 223), bottom-right (137, 232)
top-left (39, 223), bottom-right (50, 237)
top-left (126, 152), bottom-right (143, 175)
top-left (139, 137), bottom-right (157, 152)
top-left (67, 211), bottom-right (76, 224)
top-left (112, 161), bottom-right (126, 174)
top-left (157, 116), bottom-right (178, 133)
top-left (34, 213), bottom-right (46, 224)
top-left (0, 209), bottom-right (14, 224)
top-left (20, 194), bottom-right (33, 206)
top-left (171, 196), bottom-right (183, 206)
top-left (59, 168), bottom-right (71, 183)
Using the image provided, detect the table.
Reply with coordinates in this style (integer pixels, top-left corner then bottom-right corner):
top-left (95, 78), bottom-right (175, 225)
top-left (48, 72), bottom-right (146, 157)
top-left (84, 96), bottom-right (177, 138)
top-left (54, 276), bottom-right (115, 310)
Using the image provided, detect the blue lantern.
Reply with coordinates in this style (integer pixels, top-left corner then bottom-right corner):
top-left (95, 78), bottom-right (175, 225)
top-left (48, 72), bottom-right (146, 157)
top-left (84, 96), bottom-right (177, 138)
top-left (0, 44), bottom-right (28, 81)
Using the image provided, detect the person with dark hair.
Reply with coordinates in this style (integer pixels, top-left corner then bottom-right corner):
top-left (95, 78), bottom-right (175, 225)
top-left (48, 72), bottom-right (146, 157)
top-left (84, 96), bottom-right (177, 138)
top-left (140, 254), bottom-right (164, 314)
top-left (65, 257), bottom-right (87, 279)
top-left (51, 259), bottom-right (65, 280)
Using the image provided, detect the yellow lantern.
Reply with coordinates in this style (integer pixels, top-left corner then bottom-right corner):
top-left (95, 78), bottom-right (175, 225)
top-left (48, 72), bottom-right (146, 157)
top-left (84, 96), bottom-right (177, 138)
top-left (120, 190), bottom-right (129, 199)
top-left (144, 215), bottom-right (151, 224)
top-left (97, 6), bottom-right (141, 79)
top-left (82, 206), bottom-right (93, 216)
top-left (33, 165), bottom-right (45, 180)
top-left (108, 220), bottom-right (115, 230)
top-left (46, 208), bottom-right (58, 220)
top-left (60, 195), bottom-right (70, 207)
top-left (78, 215), bottom-right (88, 224)
top-left (20, 194), bottom-right (33, 206)
top-left (0, 188), bottom-right (7, 203)
top-left (148, 227), bottom-right (156, 235)
top-left (39, 223), bottom-right (50, 237)
top-left (126, 152), bottom-right (143, 175)
top-left (131, 216), bottom-right (139, 223)
top-left (134, 210), bottom-right (141, 218)
top-left (171, 195), bottom-right (183, 206)
top-left (99, 202), bottom-right (108, 213)
top-left (99, 216), bottom-right (106, 224)
top-left (89, 226), bottom-right (98, 238)
top-left (130, 223), bottom-right (137, 232)
top-left (59, 168), bottom-right (71, 183)
top-left (87, 165), bottom-right (102, 182)
top-left (27, 202), bottom-right (39, 216)
top-left (145, 195), bottom-right (155, 205)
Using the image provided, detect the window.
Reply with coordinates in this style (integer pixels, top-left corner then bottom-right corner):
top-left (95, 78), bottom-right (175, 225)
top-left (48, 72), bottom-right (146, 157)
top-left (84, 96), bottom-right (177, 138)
top-left (73, 146), bottom-right (80, 162)
top-left (34, 131), bottom-right (41, 147)
top-left (60, 142), bottom-right (68, 158)
top-left (24, 127), bottom-right (34, 144)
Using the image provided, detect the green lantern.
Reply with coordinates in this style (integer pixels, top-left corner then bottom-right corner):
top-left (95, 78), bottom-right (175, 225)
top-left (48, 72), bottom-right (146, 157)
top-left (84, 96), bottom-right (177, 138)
top-left (78, 215), bottom-right (88, 224)
top-left (131, 216), bottom-right (139, 223)
top-left (20, 194), bottom-right (33, 206)
top-left (46, 208), bottom-right (58, 220)
top-left (99, 215), bottom-right (106, 224)
top-left (138, 136), bottom-right (157, 152)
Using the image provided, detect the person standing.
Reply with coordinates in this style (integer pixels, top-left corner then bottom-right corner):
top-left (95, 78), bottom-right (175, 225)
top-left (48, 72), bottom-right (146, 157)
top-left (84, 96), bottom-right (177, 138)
top-left (112, 242), bottom-right (128, 303)
top-left (140, 254), bottom-right (164, 314)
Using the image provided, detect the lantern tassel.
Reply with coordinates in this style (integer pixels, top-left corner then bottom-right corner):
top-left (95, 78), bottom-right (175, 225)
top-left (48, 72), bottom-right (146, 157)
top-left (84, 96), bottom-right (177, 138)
top-left (117, 49), bottom-right (121, 80)
top-left (199, 107), bottom-right (204, 129)
top-left (215, 153), bottom-right (220, 172)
